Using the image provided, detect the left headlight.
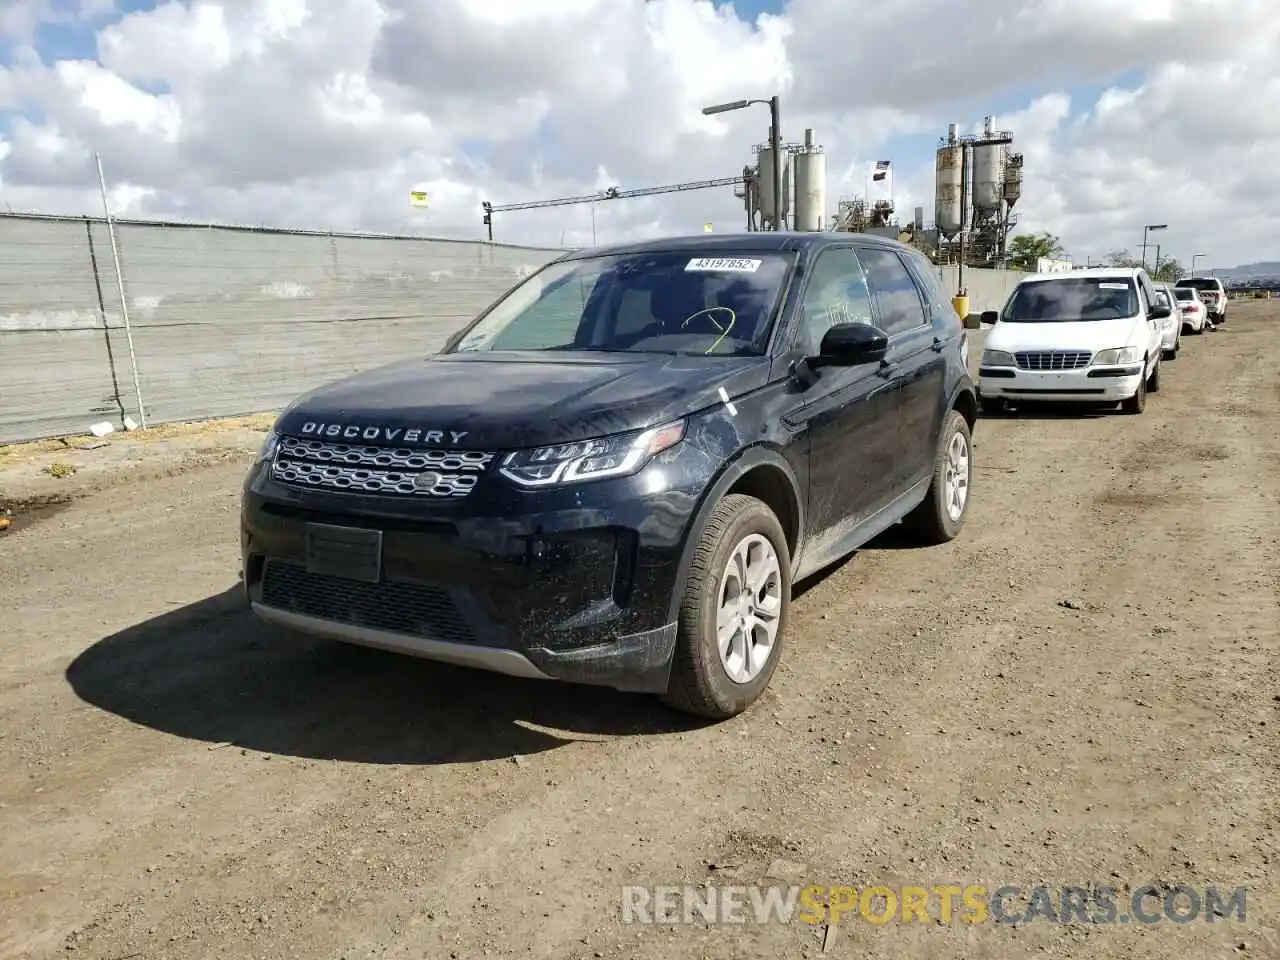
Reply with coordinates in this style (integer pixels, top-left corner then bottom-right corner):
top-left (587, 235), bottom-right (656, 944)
top-left (981, 349), bottom-right (1016, 367)
top-left (499, 420), bottom-right (687, 488)
top-left (255, 429), bottom-right (281, 465)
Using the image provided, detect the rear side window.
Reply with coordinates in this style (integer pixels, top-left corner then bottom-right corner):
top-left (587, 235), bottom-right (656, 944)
top-left (857, 248), bottom-right (928, 336)
top-left (1173, 288), bottom-right (1196, 302)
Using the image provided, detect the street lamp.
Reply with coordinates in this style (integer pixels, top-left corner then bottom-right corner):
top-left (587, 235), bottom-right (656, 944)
top-left (703, 96), bottom-right (783, 231)
top-left (1192, 252), bottom-right (1206, 273)
top-left (1141, 223), bottom-right (1167, 271)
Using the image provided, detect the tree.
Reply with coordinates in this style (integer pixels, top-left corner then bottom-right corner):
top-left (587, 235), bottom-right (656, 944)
top-left (1152, 257), bottom-right (1184, 282)
top-left (1105, 250), bottom-right (1144, 268)
top-left (1007, 232), bottom-right (1065, 271)
top-left (1106, 249), bottom-right (1183, 281)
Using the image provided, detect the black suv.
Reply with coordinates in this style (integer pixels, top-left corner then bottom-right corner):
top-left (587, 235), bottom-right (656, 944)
top-left (241, 233), bottom-right (977, 719)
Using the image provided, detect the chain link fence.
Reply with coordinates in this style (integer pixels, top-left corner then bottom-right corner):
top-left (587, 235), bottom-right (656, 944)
top-left (0, 213), bottom-right (567, 444)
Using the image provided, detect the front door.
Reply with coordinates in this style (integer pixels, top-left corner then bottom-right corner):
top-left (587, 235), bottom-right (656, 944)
top-left (786, 246), bottom-right (901, 561)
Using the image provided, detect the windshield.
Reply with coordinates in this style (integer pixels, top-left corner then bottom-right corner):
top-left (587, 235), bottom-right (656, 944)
top-left (1173, 287), bottom-right (1197, 302)
top-left (1002, 277), bottom-right (1139, 322)
top-left (449, 251), bottom-right (793, 356)
top-left (1175, 277), bottom-right (1220, 292)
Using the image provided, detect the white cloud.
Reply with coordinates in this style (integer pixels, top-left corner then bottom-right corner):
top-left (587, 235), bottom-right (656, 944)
top-left (0, 0), bottom-right (1277, 267)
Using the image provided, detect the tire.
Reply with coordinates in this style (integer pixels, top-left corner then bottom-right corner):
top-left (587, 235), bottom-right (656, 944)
top-left (1147, 355), bottom-right (1161, 393)
top-left (1121, 367), bottom-right (1147, 414)
top-left (662, 493), bottom-right (792, 720)
top-left (903, 409), bottom-right (973, 545)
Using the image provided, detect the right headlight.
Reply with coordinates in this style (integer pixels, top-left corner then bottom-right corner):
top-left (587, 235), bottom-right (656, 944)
top-left (499, 420), bottom-right (686, 488)
top-left (981, 349), bottom-right (1016, 366)
top-left (1092, 347), bottom-right (1141, 366)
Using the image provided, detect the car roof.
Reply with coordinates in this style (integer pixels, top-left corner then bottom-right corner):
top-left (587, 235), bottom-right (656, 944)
top-left (1018, 266), bottom-right (1144, 285)
top-left (555, 231), bottom-right (920, 262)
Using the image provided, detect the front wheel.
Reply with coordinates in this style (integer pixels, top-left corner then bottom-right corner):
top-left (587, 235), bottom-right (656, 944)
top-left (1121, 368), bottom-right (1147, 414)
top-left (904, 409), bottom-right (973, 545)
top-left (662, 494), bottom-right (792, 719)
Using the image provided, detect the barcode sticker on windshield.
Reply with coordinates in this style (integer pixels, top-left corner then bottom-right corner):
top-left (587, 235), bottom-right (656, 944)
top-left (685, 257), bottom-right (762, 273)
top-left (1098, 282), bottom-right (1129, 289)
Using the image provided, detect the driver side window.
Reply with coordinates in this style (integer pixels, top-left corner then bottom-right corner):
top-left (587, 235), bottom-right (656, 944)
top-left (798, 248), bottom-right (875, 354)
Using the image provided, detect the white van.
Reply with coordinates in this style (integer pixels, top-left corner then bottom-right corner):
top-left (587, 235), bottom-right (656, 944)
top-left (977, 267), bottom-right (1168, 415)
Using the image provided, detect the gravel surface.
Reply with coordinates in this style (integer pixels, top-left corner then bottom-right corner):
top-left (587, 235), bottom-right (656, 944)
top-left (2, 302), bottom-right (1277, 960)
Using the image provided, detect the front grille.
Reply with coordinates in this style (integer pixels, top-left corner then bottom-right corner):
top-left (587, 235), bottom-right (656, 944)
top-left (270, 436), bottom-right (495, 499)
top-left (260, 560), bottom-right (475, 644)
top-left (1014, 350), bottom-right (1092, 371)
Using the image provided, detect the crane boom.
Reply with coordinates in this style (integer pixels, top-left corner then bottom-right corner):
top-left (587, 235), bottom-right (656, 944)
top-left (485, 175), bottom-right (744, 214)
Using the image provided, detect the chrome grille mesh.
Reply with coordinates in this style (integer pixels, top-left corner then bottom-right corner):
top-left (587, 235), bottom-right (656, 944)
top-left (1014, 350), bottom-right (1092, 371)
top-left (270, 436), bottom-right (494, 498)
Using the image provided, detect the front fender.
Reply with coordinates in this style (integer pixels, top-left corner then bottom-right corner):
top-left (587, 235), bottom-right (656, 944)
top-left (664, 443), bottom-right (805, 624)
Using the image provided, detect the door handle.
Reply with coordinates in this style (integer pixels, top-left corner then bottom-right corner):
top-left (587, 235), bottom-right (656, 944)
top-left (931, 336), bottom-right (945, 352)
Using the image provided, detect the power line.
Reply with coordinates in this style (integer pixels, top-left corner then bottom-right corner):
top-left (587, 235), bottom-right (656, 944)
top-left (481, 175), bottom-right (746, 240)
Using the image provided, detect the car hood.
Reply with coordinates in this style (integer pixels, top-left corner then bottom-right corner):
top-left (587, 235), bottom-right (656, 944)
top-left (275, 351), bottom-right (771, 450)
top-left (988, 316), bottom-right (1143, 353)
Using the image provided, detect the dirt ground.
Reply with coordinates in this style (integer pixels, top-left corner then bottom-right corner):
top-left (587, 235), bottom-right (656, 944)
top-left (2, 302), bottom-right (1278, 960)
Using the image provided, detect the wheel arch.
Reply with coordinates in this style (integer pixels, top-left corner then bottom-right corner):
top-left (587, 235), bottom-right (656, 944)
top-left (665, 446), bottom-right (804, 624)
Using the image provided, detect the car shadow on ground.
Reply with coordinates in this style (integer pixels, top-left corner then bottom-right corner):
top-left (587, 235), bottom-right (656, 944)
top-left (64, 586), bottom-right (708, 766)
top-left (982, 401), bottom-right (1118, 421)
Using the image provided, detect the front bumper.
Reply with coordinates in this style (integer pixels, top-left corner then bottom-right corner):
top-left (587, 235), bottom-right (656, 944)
top-left (240, 455), bottom-right (707, 694)
top-left (978, 365), bottom-right (1144, 402)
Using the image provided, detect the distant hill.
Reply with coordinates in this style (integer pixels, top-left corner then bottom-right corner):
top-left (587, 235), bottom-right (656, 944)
top-left (1211, 261), bottom-right (1280, 281)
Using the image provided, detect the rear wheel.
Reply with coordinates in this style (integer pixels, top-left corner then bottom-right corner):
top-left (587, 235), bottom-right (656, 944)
top-left (663, 494), bottom-right (791, 720)
top-left (904, 410), bottom-right (973, 545)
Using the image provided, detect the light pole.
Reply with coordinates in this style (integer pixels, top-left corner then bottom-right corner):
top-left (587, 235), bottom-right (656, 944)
top-left (1192, 252), bottom-right (1206, 273)
top-left (1141, 223), bottom-right (1167, 271)
top-left (703, 96), bottom-right (783, 231)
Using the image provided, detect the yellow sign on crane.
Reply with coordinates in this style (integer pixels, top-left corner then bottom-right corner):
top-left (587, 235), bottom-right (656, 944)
top-left (409, 190), bottom-right (430, 209)
top-left (703, 222), bottom-right (713, 233)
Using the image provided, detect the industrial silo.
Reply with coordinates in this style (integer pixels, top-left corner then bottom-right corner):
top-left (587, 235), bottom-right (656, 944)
top-left (971, 143), bottom-right (1004, 219)
top-left (747, 140), bottom-right (788, 229)
top-left (1003, 152), bottom-right (1024, 210)
top-left (934, 124), bottom-right (963, 239)
top-left (792, 129), bottom-right (826, 232)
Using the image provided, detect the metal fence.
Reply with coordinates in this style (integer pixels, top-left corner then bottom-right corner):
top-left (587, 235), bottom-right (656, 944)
top-left (0, 213), bottom-right (568, 444)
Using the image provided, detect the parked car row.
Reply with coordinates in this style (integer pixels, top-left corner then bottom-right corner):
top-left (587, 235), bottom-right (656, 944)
top-left (976, 267), bottom-right (1225, 416)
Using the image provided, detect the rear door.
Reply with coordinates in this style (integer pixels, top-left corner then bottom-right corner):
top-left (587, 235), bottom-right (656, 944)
top-left (856, 244), bottom-right (945, 491)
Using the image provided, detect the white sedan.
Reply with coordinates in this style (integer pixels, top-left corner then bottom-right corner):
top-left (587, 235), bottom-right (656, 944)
top-left (1172, 286), bottom-right (1208, 334)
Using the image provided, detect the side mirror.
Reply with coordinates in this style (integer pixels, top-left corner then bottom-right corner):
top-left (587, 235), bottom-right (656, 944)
top-left (981, 310), bottom-right (999, 326)
top-left (811, 322), bottom-right (889, 368)
top-left (1148, 302), bottom-right (1172, 321)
